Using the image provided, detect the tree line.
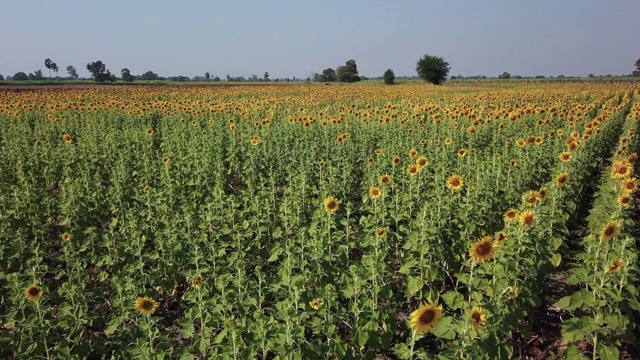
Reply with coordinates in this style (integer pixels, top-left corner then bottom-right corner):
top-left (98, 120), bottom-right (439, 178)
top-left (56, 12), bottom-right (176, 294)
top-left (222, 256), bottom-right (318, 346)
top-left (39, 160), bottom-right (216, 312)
top-left (2, 56), bottom-right (639, 84)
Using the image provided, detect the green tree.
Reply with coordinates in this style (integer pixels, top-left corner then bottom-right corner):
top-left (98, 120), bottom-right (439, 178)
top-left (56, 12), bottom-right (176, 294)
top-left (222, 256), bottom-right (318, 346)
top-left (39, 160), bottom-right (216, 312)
top-left (44, 58), bottom-right (53, 78)
top-left (383, 68), bottom-right (395, 85)
top-left (337, 59), bottom-right (360, 82)
top-left (500, 72), bottom-right (510, 79)
top-left (416, 54), bottom-right (451, 85)
top-left (264, 72), bottom-right (269, 81)
top-left (87, 61), bottom-right (115, 82)
top-left (633, 58), bottom-right (640, 76)
top-left (323, 68), bottom-right (337, 82)
top-left (205, 72), bottom-right (210, 81)
top-left (121, 68), bottom-right (134, 82)
top-left (51, 63), bottom-right (59, 77)
top-left (13, 72), bottom-right (28, 81)
top-left (66, 65), bottom-right (78, 79)
top-left (141, 71), bottom-right (159, 81)
top-left (0, 74), bottom-right (4, 81)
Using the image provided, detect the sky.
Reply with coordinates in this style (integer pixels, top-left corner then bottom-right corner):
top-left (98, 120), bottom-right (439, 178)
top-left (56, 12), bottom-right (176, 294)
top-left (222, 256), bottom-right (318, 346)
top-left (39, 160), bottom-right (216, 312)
top-left (1, 0), bottom-right (639, 79)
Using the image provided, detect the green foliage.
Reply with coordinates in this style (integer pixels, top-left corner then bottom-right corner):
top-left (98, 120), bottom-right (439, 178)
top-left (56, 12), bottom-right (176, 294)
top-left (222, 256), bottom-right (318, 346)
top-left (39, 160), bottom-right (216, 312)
top-left (383, 69), bottom-right (395, 85)
top-left (86, 61), bottom-right (115, 82)
top-left (66, 66), bottom-right (78, 79)
top-left (141, 71), bottom-right (159, 81)
top-left (12, 72), bottom-right (28, 81)
top-left (337, 59), bottom-right (360, 83)
top-left (416, 54), bottom-right (450, 85)
top-left (500, 72), bottom-right (510, 79)
top-left (121, 68), bottom-right (134, 82)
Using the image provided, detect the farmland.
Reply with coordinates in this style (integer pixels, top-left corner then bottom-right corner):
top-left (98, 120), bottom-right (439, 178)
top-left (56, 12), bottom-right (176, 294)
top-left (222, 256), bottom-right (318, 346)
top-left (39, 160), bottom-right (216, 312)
top-left (0, 82), bottom-right (639, 359)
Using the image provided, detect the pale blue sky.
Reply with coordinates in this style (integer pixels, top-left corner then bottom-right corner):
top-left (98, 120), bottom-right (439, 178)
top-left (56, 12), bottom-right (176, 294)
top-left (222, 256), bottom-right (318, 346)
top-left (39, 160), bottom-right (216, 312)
top-left (1, 0), bottom-right (638, 79)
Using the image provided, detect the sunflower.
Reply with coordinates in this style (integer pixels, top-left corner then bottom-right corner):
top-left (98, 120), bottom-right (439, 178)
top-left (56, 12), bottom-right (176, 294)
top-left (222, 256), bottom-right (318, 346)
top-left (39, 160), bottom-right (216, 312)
top-left (143, 185), bottom-right (152, 192)
top-left (309, 298), bottom-right (324, 310)
top-left (408, 148), bottom-right (418, 158)
top-left (559, 151), bottom-right (571, 163)
top-left (191, 275), bottom-right (203, 289)
top-left (63, 133), bottom-right (73, 144)
top-left (250, 137), bottom-right (260, 146)
top-left (470, 306), bottom-right (487, 331)
top-left (617, 195), bottom-right (631, 208)
top-left (407, 164), bottom-right (419, 177)
top-left (538, 187), bottom-right (548, 199)
top-left (515, 139), bottom-right (526, 148)
top-left (146, 128), bottom-right (154, 136)
top-left (323, 196), bottom-right (340, 214)
top-left (495, 231), bottom-right (508, 244)
top-left (457, 149), bottom-right (467, 158)
top-left (162, 156), bottom-right (170, 164)
top-left (24, 284), bottom-right (43, 302)
top-left (522, 190), bottom-right (541, 207)
top-left (375, 227), bottom-right (387, 238)
top-left (600, 220), bottom-right (620, 242)
top-left (229, 123), bottom-right (237, 131)
top-left (555, 172), bottom-right (569, 187)
top-left (610, 159), bottom-right (632, 179)
top-left (620, 177), bottom-right (637, 193)
top-left (519, 210), bottom-right (536, 228)
top-left (507, 287), bottom-right (520, 301)
top-left (469, 236), bottom-right (497, 263)
top-left (446, 174), bottom-right (464, 191)
top-left (409, 301), bottom-right (444, 333)
top-left (416, 156), bottom-right (429, 168)
top-left (369, 186), bottom-right (382, 200)
top-left (134, 297), bottom-right (159, 316)
top-left (391, 156), bottom-right (402, 167)
top-left (444, 138), bottom-right (452, 145)
top-left (510, 159), bottom-right (518, 167)
top-left (61, 232), bottom-right (72, 241)
top-left (379, 174), bottom-right (392, 186)
top-left (605, 259), bottom-right (624, 274)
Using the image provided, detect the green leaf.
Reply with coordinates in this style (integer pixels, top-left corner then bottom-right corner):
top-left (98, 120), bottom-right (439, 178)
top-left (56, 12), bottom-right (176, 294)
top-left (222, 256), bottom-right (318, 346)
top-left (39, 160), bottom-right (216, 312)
top-left (213, 328), bottom-right (227, 344)
top-left (551, 253), bottom-right (562, 267)
top-left (407, 276), bottom-right (423, 296)
top-left (598, 345), bottom-right (619, 360)
top-left (565, 345), bottom-right (588, 359)
top-left (441, 291), bottom-right (465, 310)
top-left (431, 317), bottom-right (456, 339)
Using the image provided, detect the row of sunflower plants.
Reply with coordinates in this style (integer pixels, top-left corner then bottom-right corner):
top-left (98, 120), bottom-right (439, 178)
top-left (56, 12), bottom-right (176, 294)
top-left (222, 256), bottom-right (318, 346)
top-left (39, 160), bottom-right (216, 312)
top-left (555, 91), bottom-right (639, 360)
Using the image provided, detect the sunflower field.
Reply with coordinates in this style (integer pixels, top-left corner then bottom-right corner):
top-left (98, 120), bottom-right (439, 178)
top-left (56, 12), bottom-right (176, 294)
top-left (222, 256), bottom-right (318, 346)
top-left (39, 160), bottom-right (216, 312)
top-left (0, 83), bottom-right (638, 359)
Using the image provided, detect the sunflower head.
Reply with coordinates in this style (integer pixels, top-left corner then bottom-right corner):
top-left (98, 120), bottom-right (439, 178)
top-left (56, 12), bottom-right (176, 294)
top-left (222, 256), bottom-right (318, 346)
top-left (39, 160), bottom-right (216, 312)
top-left (559, 151), bottom-right (571, 163)
top-left (416, 156), bottom-right (429, 168)
top-left (470, 306), bottom-right (487, 331)
top-left (522, 190), bottom-right (541, 207)
top-left (408, 148), bottom-right (418, 158)
top-left (61, 232), bottom-right (72, 241)
top-left (379, 174), bottom-right (392, 186)
top-left (611, 159), bottom-right (632, 180)
top-left (605, 259), bottom-right (624, 274)
top-left (162, 156), bottom-right (170, 164)
top-left (409, 301), bottom-right (444, 333)
top-left (392, 156), bottom-right (402, 167)
top-left (375, 227), bottom-right (387, 238)
top-left (469, 236), bottom-right (497, 263)
top-left (143, 185), bottom-right (152, 192)
top-left (407, 164), bottom-right (419, 177)
top-left (495, 231), bottom-right (508, 244)
top-left (617, 195), bottom-right (631, 208)
top-left (620, 177), bottom-right (637, 193)
top-left (191, 275), bottom-right (203, 289)
top-left (309, 298), bottom-right (324, 310)
top-left (368, 186), bottom-right (382, 200)
top-left (555, 172), bottom-right (569, 187)
top-left (519, 210), bottom-right (536, 228)
top-left (323, 196), bottom-right (340, 214)
top-left (146, 128), bottom-right (154, 136)
top-left (446, 174), bottom-right (464, 192)
top-left (24, 284), bottom-right (43, 302)
top-left (600, 220), bottom-right (620, 242)
top-left (457, 149), bottom-right (467, 158)
top-left (135, 297), bottom-right (159, 316)
top-left (63, 133), bottom-right (73, 144)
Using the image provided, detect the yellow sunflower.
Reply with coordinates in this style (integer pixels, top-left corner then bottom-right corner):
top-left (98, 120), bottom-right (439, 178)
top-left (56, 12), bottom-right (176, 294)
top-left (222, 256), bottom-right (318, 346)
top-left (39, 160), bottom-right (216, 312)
top-left (610, 159), bottom-right (632, 179)
top-left (408, 148), bottom-right (418, 158)
top-left (605, 259), bottom-right (624, 274)
top-left (191, 275), bottom-right (203, 289)
top-left (162, 156), bottom-right (170, 164)
top-left (63, 133), bottom-right (73, 144)
top-left (134, 297), bottom-right (159, 316)
top-left (391, 156), bottom-right (402, 167)
top-left (469, 236), bottom-right (497, 263)
top-left (470, 306), bottom-right (487, 331)
top-left (379, 174), bottom-right (392, 186)
top-left (559, 151), bottom-right (571, 163)
top-left (375, 227), bottom-right (387, 238)
top-left (61, 232), bottom-right (72, 241)
top-left (495, 231), bottom-right (508, 244)
top-left (620, 177), bottom-right (637, 193)
top-left (309, 298), bottom-right (324, 310)
top-left (409, 301), bottom-right (444, 333)
top-left (24, 284), bottom-right (43, 302)
top-left (555, 172), bottom-right (569, 187)
top-left (407, 164), bottom-right (419, 177)
top-left (617, 195), bottom-right (631, 208)
top-left (323, 196), bottom-right (340, 214)
top-left (600, 220), bottom-right (620, 242)
top-left (519, 210), bottom-right (536, 228)
top-left (146, 128), bottom-right (154, 136)
top-left (457, 148), bottom-right (467, 158)
top-left (369, 186), bottom-right (382, 200)
top-left (522, 190), bottom-right (541, 207)
top-left (446, 174), bottom-right (464, 191)
top-left (416, 156), bottom-right (429, 169)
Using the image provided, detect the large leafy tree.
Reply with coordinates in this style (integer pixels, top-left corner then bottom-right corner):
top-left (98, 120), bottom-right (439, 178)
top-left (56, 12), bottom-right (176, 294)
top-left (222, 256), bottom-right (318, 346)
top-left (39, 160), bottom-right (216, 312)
top-left (633, 58), bottom-right (640, 76)
top-left (86, 61), bottom-right (115, 82)
top-left (121, 68), bottom-right (134, 82)
top-left (337, 59), bottom-right (360, 83)
top-left (44, 58), bottom-right (53, 78)
top-left (416, 54), bottom-right (451, 85)
top-left (383, 69), bottom-right (395, 85)
top-left (66, 65), bottom-right (79, 79)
